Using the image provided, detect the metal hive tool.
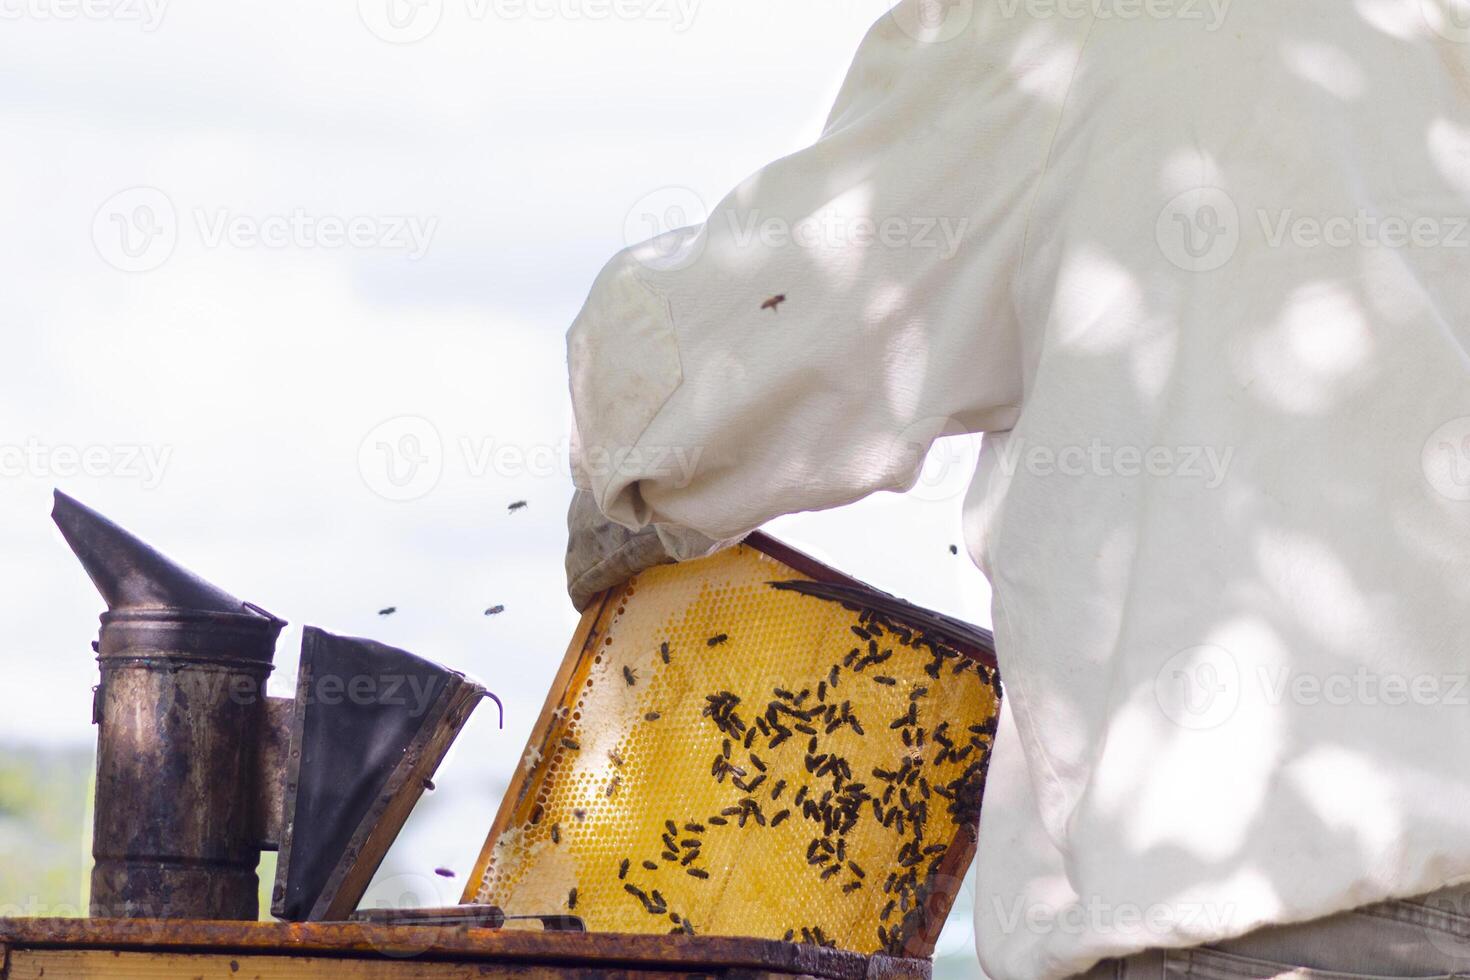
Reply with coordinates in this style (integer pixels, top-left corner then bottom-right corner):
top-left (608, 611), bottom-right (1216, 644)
top-left (466, 534), bottom-right (1001, 958)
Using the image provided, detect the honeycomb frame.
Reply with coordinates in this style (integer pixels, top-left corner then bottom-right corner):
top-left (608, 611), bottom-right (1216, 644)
top-left (463, 533), bottom-right (1001, 959)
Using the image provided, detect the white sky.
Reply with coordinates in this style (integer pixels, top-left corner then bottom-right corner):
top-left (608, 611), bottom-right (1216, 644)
top-left (0, 0), bottom-right (992, 961)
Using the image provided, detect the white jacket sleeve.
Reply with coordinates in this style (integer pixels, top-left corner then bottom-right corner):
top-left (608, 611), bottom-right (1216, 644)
top-left (570, 3), bottom-right (1065, 542)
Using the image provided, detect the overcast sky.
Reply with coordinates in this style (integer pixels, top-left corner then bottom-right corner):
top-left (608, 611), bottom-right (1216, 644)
top-left (0, 0), bottom-right (992, 961)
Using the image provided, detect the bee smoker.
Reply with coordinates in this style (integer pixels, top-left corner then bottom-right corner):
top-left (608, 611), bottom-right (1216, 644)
top-left (53, 490), bottom-right (286, 920)
top-left (54, 491), bottom-right (492, 924)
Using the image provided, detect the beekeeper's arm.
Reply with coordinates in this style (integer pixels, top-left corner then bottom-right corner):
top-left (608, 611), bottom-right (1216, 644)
top-left (567, 3), bottom-right (1059, 609)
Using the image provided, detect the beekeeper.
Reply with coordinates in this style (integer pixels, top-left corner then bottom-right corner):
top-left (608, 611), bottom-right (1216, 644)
top-left (565, 2), bottom-right (1470, 976)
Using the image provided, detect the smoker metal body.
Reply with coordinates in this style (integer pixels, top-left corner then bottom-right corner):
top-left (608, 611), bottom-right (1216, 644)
top-left (91, 606), bottom-right (285, 919)
top-left (54, 491), bottom-right (287, 920)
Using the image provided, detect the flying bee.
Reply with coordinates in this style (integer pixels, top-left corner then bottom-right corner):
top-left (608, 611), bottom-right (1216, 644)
top-left (433, 867), bottom-right (454, 878)
top-left (378, 607), bottom-right (397, 617)
top-left (761, 293), bottom-right (787, 312)
top-left (484, 605), bottom-right (505, 616)
top-left (508, 500), bottom-right (528, 513)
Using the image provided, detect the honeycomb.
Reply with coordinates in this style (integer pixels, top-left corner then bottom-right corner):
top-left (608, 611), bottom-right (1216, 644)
top-left (467, 541), bottom-right (1001, 956)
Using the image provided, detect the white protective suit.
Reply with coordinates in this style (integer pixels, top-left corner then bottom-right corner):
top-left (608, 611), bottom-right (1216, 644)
top-left (567, 2), bottom-right (1470, 976)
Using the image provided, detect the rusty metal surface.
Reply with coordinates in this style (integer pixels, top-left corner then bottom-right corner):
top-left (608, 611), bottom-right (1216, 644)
top-left (256, 696), bottom-right (294, 850)
top-left (0, 919), bottom-right (931, 979)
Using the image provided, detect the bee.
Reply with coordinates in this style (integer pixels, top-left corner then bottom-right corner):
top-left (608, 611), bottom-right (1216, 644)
top-left (644, 712), bottom-right (661, 722)
top-left (820, 864), bottom-right (842, 881)
top-left (662, 851), bottom-right (679, 862)
top-left (749, 754), bottom-right (767, 773)
top-left (681, 849), bottom-right (701, 865)
top-left (483, 605), bottom-right (505, 616)
top-left (574, 808), bottom-right (587, 821)
top-left (568, 888), bottom-right (578, 909)
top-left (707, 633), bottom-right (729, 647)
top-left (619, 858), bottom-right (630, 879)
top-left (842, 881), bottom-right (862, 894)
top-left (708, 816), bottom-right (728, 826)
top-left (881, 900), bottom-right (896, 921)
top-left (643, 860), bottom-right (659, 871)
top-left (508, 500), bottom-right (528, 513)
top-left (874, 676), bottom-right (897, 686)
top-left (761, 294), bottom-right (787, 312)
top-left (665, 820), bottom-right (679, 836)
top-left (783, 930), bottom-right (795, 943)
top-left (433, 867), bottom-right (454, 878)
top-left (771, 809), bottom-right (791, 827)
top-left (848, 861), bottom-right (865, 879)
top-left (606, 776), bottom-right (621, 797)
top-left (421, 777), bottom-right (435, 791)
top-left (660, 641), bottom-right (670, 664)
top-left (623, 666), bottom-right (638, 686)
top-left (771, 779), bottom-right (786, 800)
top-left (949, 544), bottom-right (959, 555)
top-left (681, 920), bottom-right (696, 936)
top-left (687, 868), bottom-right (710, 880)
top-left (550, 823), bottom-right (561, 844)
top-left (529, 804), bottom-right (544, 825)
top-left (378, 607), bottom-right (397, 616)
top-left (561, 737), bottom-right (581, 751)
top-left (609, 751), bottom-right (625, 768)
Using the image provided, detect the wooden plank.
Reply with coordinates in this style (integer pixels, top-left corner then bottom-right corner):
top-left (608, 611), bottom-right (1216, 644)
top-left (4, 949), bottom-right (745, 979)
top-left (0, 920), bottom-right (928, 980)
